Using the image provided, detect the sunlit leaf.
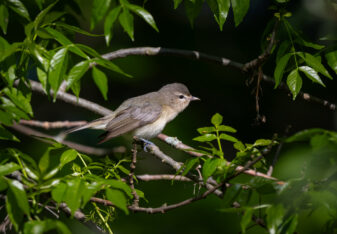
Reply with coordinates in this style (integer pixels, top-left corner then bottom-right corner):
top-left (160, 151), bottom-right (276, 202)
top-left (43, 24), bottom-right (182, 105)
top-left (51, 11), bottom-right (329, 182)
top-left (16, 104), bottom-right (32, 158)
top-left (299, 66), bottom-right (325, 87)
top-left (104, 6), bottom-right (122, 45)
top-left (6, 0), bottom-right (30, 21)
top-left (0, 162), bottom-right (20, 176)
top-left (193, 134), bottom-right (217, 142)
top-left (66, 60), bottom-right (90, 89)
top-left (219, 133), bottom-right (238, 142)
top-left (286, 68), bottom-right (302, 100)
top-left (297, 52), bottom-right (332, 79)
top-left (126, 3), bottom-right (159, 32)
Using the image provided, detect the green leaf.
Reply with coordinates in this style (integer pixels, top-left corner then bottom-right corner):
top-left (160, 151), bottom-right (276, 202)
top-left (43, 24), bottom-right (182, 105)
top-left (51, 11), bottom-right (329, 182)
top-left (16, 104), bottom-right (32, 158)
top-left (7, 179), bottom-right (31, 218)
top-left (33, 1), bottom-right (58, 32)
top-left (36, 67), bottom-right (48, 92)
top-left (1, 97), bottom-right (30, 120)
top-left (298, 66), bottom-right (325, 87)
top-left (106, 188), bottom-right (129, 214)
top-left (193, 133), bottom-right (217, 142)
top-left (266, 204), bottom-right (284, 234)
top-left (197, 126), bottom-right (216, 134)
top-left (285, 128), bottom-right (326, 143)
top-left (286, 69), bottom-right (302, 100)
top-left (297, 52), bottom-right (332, 79)
top-left (48, 47), bottom-right (68, 100)
top-left (253, 139), bottom-right (272, 147)
top-left (325, 50), bottom-right (337, 75)
top-left (219, 133), bottom-right (238, 142)
top-left (6, 188), bottom-right (23, 231)
top-left (182, 158), bottom-right (200, 176)
top-left (92, 66), bottom-right (108, 100)
top-left (104, 6), bottom-right (122, 45)
top-left (119, 8), bottom-right (134, 41)
top-left (70, 79), bottom-right (81, 98)
top-left (211, 113), bottom-right (223, 126)
top-left (0, 162), bottom-right (20, 176)
top-left (105, 179), bottom-right (133, 198)
top-left (39, 147), bottom-right (52, 175)
top-left (217, 0), bottom-right (230, 30)
top-left (0, 4), bottom-right (9, 34)
top-left (29, 43), bottom-right (50, 71)
top-left (274, 53), bottom-right (292, 88)
top-left (234, 141), bottom-right (245, 151)
top-left (81, 181), bottom-right (103, 206)
top-left (231, 0), bottom-right (250, 27)
top-left (64, 178), bottom-right (84, 215)
top-left (173, 0), bottom-right (183, 9)
top-left (24, 220), bottom-right (71, 234)
top-left (276, 41), bottom-right (291, 64)
top-left (218, 125), bottom-right (236, 133)
top-left (241, 208), bottom-right (253, 233)
top-left (126, 3), bottom-right (159, 32)
top-left (66, 60), bottom-right (90, 89)
top-left (6, 0), bottom-right (30, 21)
top-left (94, 57), bottom-right (131, 77)
top-left (280, 214), bottom-right (298, 234)
top-left (4, 64), bottom-right (16, 87)
top-left (91, 0), bottom-right (111, 30)
top-left (60, 149), bottom-right (77, 167)
top-left (3, 87), bottom-right (33, 116)
top-left (185, 0), bottom-right (204, 27)
top-left (55, 22), bottom-right (102, 37)
top-left (202, 158), bottom-right (220, 182)
top-left (42, 11), bottom-right (66, 25)
top-left (0, 109), bottom-right (14, 126)
top-left (51, 182), bottom-right (67, 203)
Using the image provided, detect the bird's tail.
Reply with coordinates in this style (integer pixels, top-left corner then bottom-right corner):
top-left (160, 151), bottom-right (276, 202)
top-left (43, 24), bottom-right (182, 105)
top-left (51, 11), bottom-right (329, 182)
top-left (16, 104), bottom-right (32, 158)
top-left (64, 115), bottom-right (112, 135)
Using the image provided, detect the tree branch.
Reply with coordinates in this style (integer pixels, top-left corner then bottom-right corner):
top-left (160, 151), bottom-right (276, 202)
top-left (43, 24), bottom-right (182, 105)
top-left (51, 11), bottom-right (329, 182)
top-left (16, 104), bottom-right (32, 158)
top-left (129, 141), bottom-right (140, 206)
top-left (19, 120), bottom-right (87, 129)
top-left (137, 174), bottom-right (192, 182)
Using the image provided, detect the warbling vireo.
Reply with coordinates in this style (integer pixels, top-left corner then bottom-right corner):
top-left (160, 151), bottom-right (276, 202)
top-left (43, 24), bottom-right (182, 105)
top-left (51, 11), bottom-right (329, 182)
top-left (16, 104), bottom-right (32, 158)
top-left (66, 83), bottom-right (199, 143)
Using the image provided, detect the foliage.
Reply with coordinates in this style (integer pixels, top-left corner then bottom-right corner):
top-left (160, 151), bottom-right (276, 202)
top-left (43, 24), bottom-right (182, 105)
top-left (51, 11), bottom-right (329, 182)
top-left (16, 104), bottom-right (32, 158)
top-left (0, 0), bottom-right (336, 233)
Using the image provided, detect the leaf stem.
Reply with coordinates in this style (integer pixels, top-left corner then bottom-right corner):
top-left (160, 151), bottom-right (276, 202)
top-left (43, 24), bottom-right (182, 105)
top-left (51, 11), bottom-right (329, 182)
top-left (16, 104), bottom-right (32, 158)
top-left (92, 202), bottom-right (113, 234)
top-left (283, 19), bottom-right (299, 69)
top-left (215, 128), bottom-right (223, 159)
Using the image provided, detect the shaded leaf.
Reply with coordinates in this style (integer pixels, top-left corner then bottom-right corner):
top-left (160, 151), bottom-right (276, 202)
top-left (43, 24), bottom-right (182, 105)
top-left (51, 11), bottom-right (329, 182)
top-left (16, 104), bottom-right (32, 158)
top-left (285, 128), bottom-right (326, 143)
top-left (55, 22), bottom-right (102, 37)
top-left (6, 0), bottom-right (30, 21)
top-left (0, 162), bottom-right (20, 176)
top-left (106, 188), bottom-right (129, 214)
top-left (91, 0), bottom-right (111, 30)
top-left (266, 204), bottom-right (284, 234)
top-left (6, 188), bottom-right (23, 231)
top-left (286, 68), bottom-right (302, 100)
top-left (66, 60), bottom-right (90, 89)
top-left (185, 0), bottom-right (204, 27)
top-left (182, 158), bottom-right (199, 176)
top-left (0, 4), bottom-right (9, 34)
top-left (7, 179), bottom-right (30, 218)
top-left (60, 149), bottom-right (77, 167)
top-left (325, 50), bottom-right (337, 75)
top-left (24, 219), bottom-right (71, 234)
top-left (274, 53), bottom-right (292, 88)
top-left (64, 178), bottom-right (84, 215)
top-left (193, 134), bottom-right (217, 142)
top-left (219, 133), bottom-right (238, 142)
top-left (3, 87), bottom-right (33, 116)
top-left (276, 40), bottom-right (291, 64)
top-left (254, 139), bottom-right (272, 147)
top-left (104, 6), bottom-right (122, 45)
top-left (92, 66), bottom-right (108, 100)
top-left (241, 208), bottom-right (253, 233)
top-left (173, 0), bottom-right (183, 9)
top-left (105, 179), bottom-right (132, 198)
top-left (211, 113), bottom-right (223, 126)
top-left (119, 8), bottom-right (134, 41)
top-left (231, 0), bottom-right (250, 27)
top-left (0, 109), bottom-right (13, 126)
top-left (218, 125), bottom-right (236, 133)
top-left (51, 182), bottom-right (67, 203)
top-left (33, 1), bottom-right (58, 31)
top-left (202, 158), bottom-right (221, 182)
top-left (234, 141), bottom-right (245, 151)
top-left (36, 67), bottom-right (48, 92)
top-left (0, 126), bottom-right (19, 141)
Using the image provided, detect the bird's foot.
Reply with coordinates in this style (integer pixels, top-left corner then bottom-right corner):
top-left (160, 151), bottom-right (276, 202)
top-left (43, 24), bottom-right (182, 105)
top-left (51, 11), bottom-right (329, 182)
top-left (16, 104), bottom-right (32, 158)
top-left (139, 138), bottom-right (154, 152)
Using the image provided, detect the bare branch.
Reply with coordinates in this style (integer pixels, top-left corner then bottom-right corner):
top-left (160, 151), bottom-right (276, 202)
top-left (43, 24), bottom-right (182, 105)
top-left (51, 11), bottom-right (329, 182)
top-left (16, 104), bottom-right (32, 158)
top-left (20, 120), bottom-right (87, 129)
top-left (137, 174), bottom-right (192, 182)
top-left (10, 123), bottom-right (125, 156)
top-left (129, 141), bottom-right (140, 206)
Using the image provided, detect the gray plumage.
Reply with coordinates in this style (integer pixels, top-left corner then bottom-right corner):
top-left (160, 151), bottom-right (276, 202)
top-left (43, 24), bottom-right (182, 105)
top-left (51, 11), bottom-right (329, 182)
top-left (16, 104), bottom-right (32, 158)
top-left (65, 83), bottom-right (199, 143)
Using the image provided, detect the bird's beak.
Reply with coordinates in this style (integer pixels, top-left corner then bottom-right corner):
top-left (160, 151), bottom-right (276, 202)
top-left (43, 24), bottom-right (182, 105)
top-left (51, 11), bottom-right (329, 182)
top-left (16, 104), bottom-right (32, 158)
top-left (190, 96), bottom-right (200, 101)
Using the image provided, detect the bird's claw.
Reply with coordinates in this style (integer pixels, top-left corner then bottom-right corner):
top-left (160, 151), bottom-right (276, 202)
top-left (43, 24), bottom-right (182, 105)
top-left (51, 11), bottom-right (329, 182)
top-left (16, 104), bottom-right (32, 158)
top-left (139, 138), bottom-right (154, 152)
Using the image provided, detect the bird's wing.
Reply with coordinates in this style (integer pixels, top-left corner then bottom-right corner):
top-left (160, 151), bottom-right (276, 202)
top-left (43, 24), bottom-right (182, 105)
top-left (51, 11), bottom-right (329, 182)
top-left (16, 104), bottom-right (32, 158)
top-left (98, 102), bottom-right (162, 143)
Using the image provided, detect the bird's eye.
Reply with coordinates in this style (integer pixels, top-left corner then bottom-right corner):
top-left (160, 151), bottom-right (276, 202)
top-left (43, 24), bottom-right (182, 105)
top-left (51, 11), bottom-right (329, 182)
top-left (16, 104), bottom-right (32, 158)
top-left (179, 95), bottom-right (185, 99)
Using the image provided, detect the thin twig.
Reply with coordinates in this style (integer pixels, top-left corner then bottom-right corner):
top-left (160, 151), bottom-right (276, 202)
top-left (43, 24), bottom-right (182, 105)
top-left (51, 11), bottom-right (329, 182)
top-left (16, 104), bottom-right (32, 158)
top-left (137, 174), bottom-right (192, 182)
top-left (10, 123), bottom-right (125, 156)
top-left (129, 141), bottom-right (140, 207)
top-left (20, 120), bottom-right (87, 129)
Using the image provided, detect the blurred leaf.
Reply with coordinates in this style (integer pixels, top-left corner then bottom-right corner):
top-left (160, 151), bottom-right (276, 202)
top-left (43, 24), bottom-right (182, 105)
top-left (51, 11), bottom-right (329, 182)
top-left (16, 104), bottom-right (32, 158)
top-left (104, 6), bottom-right (122, 45)
top-left (325, 50), bottom-right (337, 75)
top-left (234, 141), bottom-right (245, 151)
top-left (55, 22), bottom-right (102, 37)
top-left (39, 147), bottom-right (52, 175)
top-left (173, 0), bottom-right (183, 9)
top-left (71, 79), bottom-right (81, 98)
top-left (276, 41), bottom-right (291, 64)
top-left (24, 220), bottom-right (71, 234)
top-left (231, 0), bottom-right (250, 27)
top-left (266, 204), bottom-right (284, 234)
top-left (6, 187), bottom-right (23, 231)
top-left (286, 68), bottom-right (302, 100)
top-left (197, 126), bottom-right (216, 134)
top-left (241, 208), bottom-right (253, 233)
top-left (43, 11), bottom-right (66, 25)
top-left (36, 67), bottom-right (48, 92)
top-left (93, 57), bottom-right (131, 77)
top-left (66, 60), bottom-right (90, 89)
top-left (7, 179), bottom-right (30, 218)
top-left (126, 3), bottom-right (159, 32)
top-left (29, 43), bottom-right (50, 71)
top-left (92, 66), bottom-right (108, 100)
top-left (218, 125), bottom-right (236, 133)
top-left (119, 8), bottom-right (134, 41)
top-left (299, 66), bottom-right (325, 87)
top-left (4, 64), bottom-right (16, 87)
top-left (81, 181), bottom-right (102, 206)
top-left (51, 182), bottom-right (67, 203)
top-left (280, 214), bottom-right (298, 234)
top-left (105, 179), bottom-right (132, 198)
top-left (91, 0), bottom-right (111, 30)
top-left (64, 178), bottom-right (84, 215)
top-left (182, 157), bottom-right (199, 176)
top-left (219, 133), bottom-right (238, 142)
top-left (274, 53), bottom-right (292, 88)
top-left (106, 188), bottom-right (129, 214)
top-left (185, 0), bottom-right (204, 27)
top-left (0, 4), bottom-right (9, 34)
top-left (310, 134), bottom-right (329, 149)
top-left (254, 139), bottom-right (272, 147)
top-left (211, 113), bottom-right (223, 126)
top-left (0, 109), bottom-right (13, 126)
top-left (3, 87), bottom-right (33, 116)
top-left (60, 149), bottom-right (77, 167)
top-left (6, 0), bottom-right (30, 21)
top-left (297, 52), bottom-right (332, 79)
top-left (33, 1), bottom-right (58, 31)
top-left (286, 128), bottom-right (326, 143)
top-left (48, 47), bottom-right (68, 100)
top-left (193, 133), bottom-right (217, 142)
top-left (0, 126), bottom-right (19, 141)
top-left (202, 158), bottom-right (221, 182)
top-left (217, 0), bottom-right (230, 30)
top-left (0, 162), bottom-right (20, 176)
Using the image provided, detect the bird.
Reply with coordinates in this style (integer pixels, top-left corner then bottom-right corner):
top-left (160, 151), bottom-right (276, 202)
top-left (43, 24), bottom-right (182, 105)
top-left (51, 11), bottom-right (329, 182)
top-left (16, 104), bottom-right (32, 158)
top-left (65, 83), bottom-right (199, 144)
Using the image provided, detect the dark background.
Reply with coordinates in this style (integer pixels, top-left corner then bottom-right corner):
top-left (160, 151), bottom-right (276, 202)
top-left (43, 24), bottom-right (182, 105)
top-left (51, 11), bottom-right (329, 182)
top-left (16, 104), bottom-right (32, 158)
top-left (8, 0), bottom-right (337, 233)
